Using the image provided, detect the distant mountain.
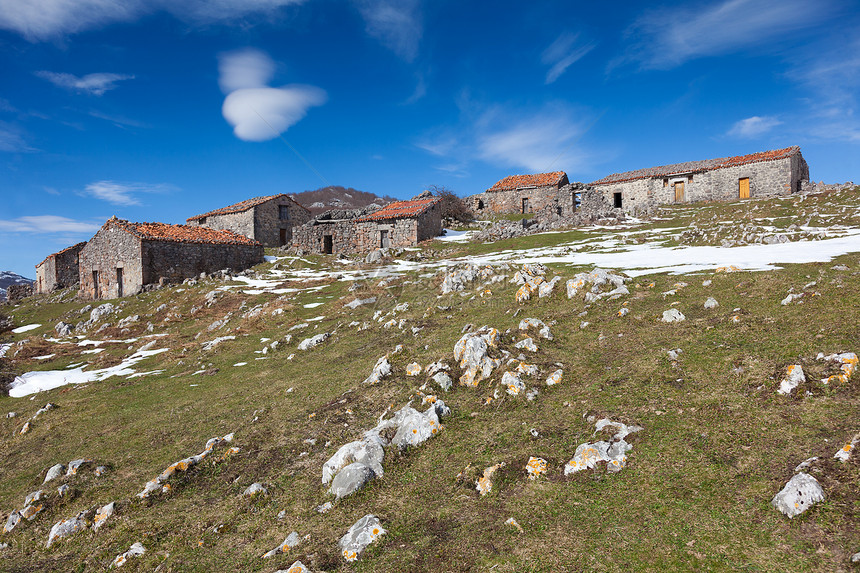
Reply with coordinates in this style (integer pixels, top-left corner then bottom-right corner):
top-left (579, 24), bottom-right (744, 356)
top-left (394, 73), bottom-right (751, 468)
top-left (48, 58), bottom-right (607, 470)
top-left (290, 186), bottom-right (396, 216)
top-left (0, 271), bottom-right (34, 301)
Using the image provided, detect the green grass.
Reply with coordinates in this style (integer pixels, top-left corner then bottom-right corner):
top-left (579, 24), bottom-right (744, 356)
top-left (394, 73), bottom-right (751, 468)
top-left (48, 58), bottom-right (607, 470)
top-left (1, 192), bottom-right (860, 571)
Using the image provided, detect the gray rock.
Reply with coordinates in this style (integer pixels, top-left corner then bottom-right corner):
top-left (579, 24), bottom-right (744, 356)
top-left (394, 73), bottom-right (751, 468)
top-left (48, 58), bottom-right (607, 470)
top-left (298, 332), bottom-right (330, 351)
top-left (44, 463), bottom-right (65, 483)
top-left (323, 439), bottom-right (386, 484)
top-left (329, 462), bottom-right (376, 499)
top-left (24, 490), bottom-right (44, 505)
top-left (362, 355), bottom-right (391, 385)
top-left (274, 561), bottom-right (310, 573)
top-left (772, 472), bottom-right (824, 518)
top-left (262, 531), bottom-right (301, 558)
top-left (92, 502), bottom-right (115, 531)
top-left (338, 514), bottom-right (386, 562)
top-left (345, 297), bottom-right (376, 309)
top-left (661, 309), bottom-right (685, 323)
top-left (110, 542), bottom-right (146, 567)
top-left (851, 552), bottom-right (860, 563)
top-left (514, 337), bottom-right (538, 352)
top-left (57, 484), bottom-right (70, 497)
top-left (243, 483), bottom-right (267, 497)
top-left (89, 303), bottom-right (115, 322)
top-left (704, 297), bottom-right (719, 309)
top-left (432, 372), bottom-right (452, 391)
top-left (117, 314), bottom-right (139, 328)
top-left (3, 511), bottom-right (21, 534)
top-left (66, 458), bottom-right (93, 476)
top-left (55, 322), bottom-right (73, 337)
top-left (46, 512), bottom-right (88, 547)
top-left (365, 249), bottom-right (383, 264)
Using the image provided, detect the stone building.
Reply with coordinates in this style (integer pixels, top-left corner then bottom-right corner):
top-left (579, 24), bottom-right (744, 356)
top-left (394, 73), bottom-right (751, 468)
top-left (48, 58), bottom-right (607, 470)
top-left (186, 194), bottom-right (311, 248)
top-left (469, 171), bottom-right (573, 216)
top-left (293, 197), bottom-right (442, 255)
top-left (35, 242), bottom-right (86, 294)
top-left (590, 146), bottom-right (809, 213)
top-left (79, 217), bottom-right (263, 300)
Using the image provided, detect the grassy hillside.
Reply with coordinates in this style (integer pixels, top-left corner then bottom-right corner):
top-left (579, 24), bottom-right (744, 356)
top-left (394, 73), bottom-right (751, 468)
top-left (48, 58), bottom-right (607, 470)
top-left (1, 188), bottom-right (859, 572)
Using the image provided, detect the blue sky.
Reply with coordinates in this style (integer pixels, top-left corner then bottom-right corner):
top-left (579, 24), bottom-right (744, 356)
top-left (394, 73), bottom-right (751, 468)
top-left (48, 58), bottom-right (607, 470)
top-left (1, 0), bottom-right (859, 276)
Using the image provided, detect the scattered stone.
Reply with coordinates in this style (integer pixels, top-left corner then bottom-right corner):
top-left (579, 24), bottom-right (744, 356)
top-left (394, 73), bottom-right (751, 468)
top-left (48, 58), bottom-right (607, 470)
top-left (502, 371), bottom-right (525, 396)
top-left (46, 512), bottom-right (88, 547)
top-left (110, 542), bottom-right (145, 568)
top-left (55, 322), bottom-right (73, 337)
top-left (834, 432), bottom-right (860, 462)
top-left (261, 531), bottom-right (301, 558)
top-left (92, 502), bottom-right (115, 531)
top-left (617, 307), bottom-right (630, 317)
top-left (297, 332), bottom-right (330, 351)
top-left (338, 514), bottom-right (386, 562)
top-left (274, 561), bottom-right (310, 573)
top-left (243, 483), bottom-right (267, 497)
top-left (345, 297), bottom-right (376, 309)
top-left (545, 369), bottom-right (563, 386)
top-left (432, 372), bottom-right (453, 391)
top-left (538, 276), bottom-right (561, 298)
top-left (704, 297), bottom-right (719, 309)
top-left (567, 269), bottom-right (629, 301)
top-left (781, 293), bottom-right (804, 305)
top-left (772, 473), bottom-right (824, 518)
top-left (526, 388), bottom-right (539, 401)
top-left (476, 463), bottom-right (504, 496)
top-left (315, 501), bottom-right (333, 513)
top-left (406, 362), bottom-right (422, 376)
top-left (661, 309), bottom-right (685, 323)
top-left (514, 337), bottom-right (538, 352)
top-left (117, 314), bottom-right (139, 328)
top-left (565, 418), bottom-right (643, 475)
top-left (505, 517), bottom-right (524, 533)
top-left (3, 511), bottom-right (21, 534)
top-left (57, 484), bottom-right (70, 497)
top-left (90, 303), bottom-right (115, 322)
top-left (454, 326), bottom-right (501, 387)
top-left (526, 457), bottom-right (547, 479)
top-left (818, 352), bottom-right (858, 384)
top-left (44, 463), bottom-right (65, 483)
top-left (137, 433), bottom-right (236, 499)
top-left (518, 317), bottom-right (553, 340)
top-left (363, 355), bottom-right (392, 385)
top-left (329, 463), bottom-right (376, 499)
top-left (667, 348), bottom-right (683, 361)
top-left (778, 365), bottom-right (805, 395)
top-left (201, 335), bottom-right (235, 350)
top-left (66, 458), bottom-right (93, 476)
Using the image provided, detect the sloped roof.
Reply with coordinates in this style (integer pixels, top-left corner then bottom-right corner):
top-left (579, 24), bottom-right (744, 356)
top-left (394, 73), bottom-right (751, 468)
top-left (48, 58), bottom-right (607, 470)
top-left (187, 193), bottom-right (308, 222)
top-left (109, 218), bottom-right (260, 246)
top-left (36, 241), bottom-right (87, 268)
top-left (487, 171), bottom-right (567, 192)
top-left (590, 147), bottom-right (801, 186)
top-left (355, 198), bottom-right (440, 222)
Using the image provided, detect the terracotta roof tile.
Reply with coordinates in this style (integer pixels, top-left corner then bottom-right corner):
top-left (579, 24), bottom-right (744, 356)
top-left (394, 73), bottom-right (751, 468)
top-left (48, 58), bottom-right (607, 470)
top-left (110, 218), bottom-right (261, 246)
top-left (187, 193), bottom-right (308, 221)
top-left (488, 171), bottom-right (567, 192)
top-left (355, 198), bottom-right (440, 222)
top-left (590, 146), bottom-right (800, 186)
top-left (36, 241), bottom-right (87, 268)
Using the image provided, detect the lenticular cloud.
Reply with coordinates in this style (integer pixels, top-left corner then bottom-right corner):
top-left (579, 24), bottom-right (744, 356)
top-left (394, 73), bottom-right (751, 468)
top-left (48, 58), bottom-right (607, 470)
top-left (218, 48), bottom-right (326, 142)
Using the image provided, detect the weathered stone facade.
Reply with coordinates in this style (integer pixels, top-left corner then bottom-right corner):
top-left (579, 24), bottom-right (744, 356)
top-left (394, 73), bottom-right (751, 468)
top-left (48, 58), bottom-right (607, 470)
top-left (187, 194), bottom-right (311, 248)
top-left (35, 242), bottom-right (86, 294)
top-left (293, 198), bottom-right (443, 255)
top-left (79, 218), bottom-right (263, 300)
top-left (590, 147), bottom-right (809, 214)
top-left (470, 172), bottom-right (572, 216)
top-left (6, 284), bottom-right (33, 301)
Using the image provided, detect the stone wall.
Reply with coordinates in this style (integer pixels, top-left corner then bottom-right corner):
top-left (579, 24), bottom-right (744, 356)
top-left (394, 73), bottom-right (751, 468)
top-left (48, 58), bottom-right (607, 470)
top-left (253, 198), bottom-right (311, 247)
top-left (187, 210), bottom-right (255, 240)
top-left (470, 184), bottom-right (575, 216)
top-left (6, 284), bottom-right (33, 301)
top-left (79, 225), bottom-right (143, 300)
top-left (593, 156), bottom-right (807, 214)
top-left (35, 243), bottom-right (85, 294)
top-left (35, 258), bottom-right (55, 295)
top-left (294, 220), bottom-right (359, 255)
top-left (142, 240), bottom-right (263, 285)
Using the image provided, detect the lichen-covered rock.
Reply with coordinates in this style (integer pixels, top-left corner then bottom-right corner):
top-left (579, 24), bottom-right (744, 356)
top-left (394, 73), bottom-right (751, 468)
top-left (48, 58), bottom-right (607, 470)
top-left (66, 458), bottom-right (93, 476)
top-left (526, 457), bottom-right (547, 479)
top-left (338, 514), bottom-right (386, 562)
top-left (454, 326), bottom-right (501, 387)
top-left (137, 433), bottom-right (236, 498)
top-left (704, 297), bottom-right (719, 309)
top-left (502, 371), bottom-right (524, 396)
top-left (518, 317), bottom-right (553, 340)
top-left (772, 473), bottom-right (824, 518)
top-left (57, 484), bottom-right (70, 497)
top-left (46, 512), bottom-right (88, 547)
top-left (545, 369), bottom-right (563, 386)
top-left (110, 542), bottom-right (145, 568)
top-left (538, 276), bottom-right (560, 298)
top-left (819, 352), bottom-right (858, 385)
top-left (778, 365), bottom-right (805, 395)
top-left (323, 440), bottom-right (386, 485)
top-left (781, 293), bottom-right (804, 305)
top-left (661, 309), bottom-right (685, 323)
top-left (834, 432), bottom-right (860, 462)
top-left (329, 463), bottom-right (376, 499)
top-left (432, 372), bottom-right (452, 391)
top-left (274, 561), bottom-right (310, 573)
top-left (514, 337), bottom-right (538, 352)
top-left (44, 463), bottom-right (65, 483)
top-left (406, 362), bottom-right (421, 376)
top-left (243, 483), bottom-right (267, 497)
top-left (564, 418), bottom-right (642, 475)
top-left (3, 511), bottom-right (21, 534)
top-left (476, 462), bottom-right (504, 496)
top-left (567, 269), bottom-right (629, 300)
top-left (92, 502), bottom-right (115, 531)
top-left (440, 264), bottom-right (480, 294)
top-left (363, 355), bottom-right (392, 385)
top-left (298, 332), bottom-right (330, 351)
top-left (261, 531), bottom-right (300, 558)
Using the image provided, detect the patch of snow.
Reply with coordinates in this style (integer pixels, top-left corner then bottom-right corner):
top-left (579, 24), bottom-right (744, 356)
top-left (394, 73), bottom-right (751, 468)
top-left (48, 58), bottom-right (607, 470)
top-left (11, 324), bottom-right (40, 334)
top-left (303, 302), bottom-right (324, 309)
top-left (437, 228), bottom-right (474, 243)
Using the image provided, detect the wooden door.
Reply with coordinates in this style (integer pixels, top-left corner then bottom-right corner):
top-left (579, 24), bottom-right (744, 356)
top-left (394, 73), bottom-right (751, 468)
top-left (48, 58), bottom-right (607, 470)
top-left (674, 181), bottom-right (685, 202)
top-left (739, 178), bottom-right (750, 199)
top-left (522, 198), bottom-right (530, 213)
top-left (279, 228), bottom-right (287, 246)
top-left (380, 230), bottom-right (390, 248)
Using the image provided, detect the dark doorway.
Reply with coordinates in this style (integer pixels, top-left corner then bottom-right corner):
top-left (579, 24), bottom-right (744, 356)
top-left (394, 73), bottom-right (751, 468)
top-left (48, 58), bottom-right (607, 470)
top-left (522, 198), bottom-right (530, 213)
top-left (476, 199), bottom-right (484, 210)
top-left (279, 228), bottom-right (287, 246)
top-left (116, 268), bottom-right (123, 298)
top-left (613, 192), bottom-right (623, 209)
top-left (92, 270), bottom-right (99, 299)
top-left (323, 235), bottom-right (333, 254)
top-left (380, 230), bottom-right (390, 248)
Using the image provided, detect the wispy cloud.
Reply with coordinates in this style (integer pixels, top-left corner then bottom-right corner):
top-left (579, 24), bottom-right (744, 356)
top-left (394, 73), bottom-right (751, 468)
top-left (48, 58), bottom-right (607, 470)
top-left (354, 0), bottom-right (422, 62)
top-left (0, 0), bottom-right (305, 41)
top-left (35, 71), bottom-right (134, 96)
top-left (0, 215), bottom-right (101, 234)
top-left (542, 32), bottom-right (595, 84)
top-left (615, 0), bottom-right (833, 71)
top-left (727, 115), bottom-right (782, 138)
top-left (403, 73), bottom-right (426, 104)
top-left (83, 180), bottom-right (174, 205)
top-left (0, 122), bottom-right (35, 153)
top-left (88, 110), bottom-right (148, 128)
top-left (218, 48), bottom-right (327, 142)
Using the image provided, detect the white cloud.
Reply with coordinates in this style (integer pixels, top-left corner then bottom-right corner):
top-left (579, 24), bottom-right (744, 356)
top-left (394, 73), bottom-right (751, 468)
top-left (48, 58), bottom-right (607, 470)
top-left (727, 116), bottom-right (782, 138)
top-left (616, 0), bottom-right (833, 70)
top-left (35, 71), bottom-right (134, 96)
top-left (0, 122), bottom-right (35, 152)
top-left (0, 0), bottom-right (305, 41)
top-left (83, 180), bottom-right (173, 205)
top-left (218, 49), bottom-right (326, 142)
top-left (0, 215), bottom-right (101, 234)
top-left (354, 0), bottom-right (422, 62)
top-left (542, 32), bottom-right (595, 84)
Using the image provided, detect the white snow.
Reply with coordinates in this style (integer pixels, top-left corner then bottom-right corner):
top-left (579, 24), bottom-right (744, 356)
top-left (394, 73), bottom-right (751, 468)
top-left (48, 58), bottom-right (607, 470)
top-left (11, 324), bottom-right (40, 334)
top-left (233, 362), bottom-right (248, 367)
top-left (0, 343), bottom-right (11, 358)
top-left (33, 354), bottom-right (56, 360)
top-left (303, 302), bottom-right (324, 309)
top-left (8, 348), bottom-right (169, 397)
top-left (436, 228), bottom-right (474, 243)
top-left (264, 255), bottom-right (279, 263)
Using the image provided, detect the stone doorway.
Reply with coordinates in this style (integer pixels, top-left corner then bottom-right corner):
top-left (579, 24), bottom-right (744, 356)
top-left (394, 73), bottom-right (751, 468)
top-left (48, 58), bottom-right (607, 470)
top-left (92, 270), bottom-right (100, 298)
top-left (279, 228), bottom-right (287, 247)
top-left (116, 268), bottom-right (123, 297)
top-left (323, 235), bottom-right (333, 254)
top-left (522, 198), bottom-right (530, 213)
top-left (380, 230), bottom-right (390, 249)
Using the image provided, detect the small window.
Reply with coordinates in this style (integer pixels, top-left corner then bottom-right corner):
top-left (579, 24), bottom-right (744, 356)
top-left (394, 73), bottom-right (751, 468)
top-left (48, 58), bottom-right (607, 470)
top-left (663, 178), bottom-right (669, 187)
top-left (687, 175), bottom-right (693, 183)
top-left (198, 217), bottom-right (207, 225)
top-left (279, 205), bottom-right (290, 221)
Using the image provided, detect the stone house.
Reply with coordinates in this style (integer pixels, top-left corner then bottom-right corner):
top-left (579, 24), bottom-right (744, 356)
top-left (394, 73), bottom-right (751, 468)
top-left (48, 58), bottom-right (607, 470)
top-left (293, 197), bottom-right (442, 255)
top-left (35, 241), bottom-right (86, 294)
top-left (590, 146), bottom-right (809, 213)
top-left (469, 171), bottom-right (573, 216)
top-left (78, 217), bottom-right (263, 300)
top-left (186, 194), bottom-right (311, 248)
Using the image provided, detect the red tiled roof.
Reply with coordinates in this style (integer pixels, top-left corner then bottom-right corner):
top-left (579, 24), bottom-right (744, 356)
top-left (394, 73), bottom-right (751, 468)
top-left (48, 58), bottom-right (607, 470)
top-left (590, 147), bottom-right (800, 186)
top-left (186, 193), bottom-right (308, 222)
top-left (36, 241), bottom-right (87, 268)
top-left (355, 198), bottom-right (440, 222)
top-left (487, 171), bottom-right (567, 192)
top-left (110, 218), bottom-right (261, 246)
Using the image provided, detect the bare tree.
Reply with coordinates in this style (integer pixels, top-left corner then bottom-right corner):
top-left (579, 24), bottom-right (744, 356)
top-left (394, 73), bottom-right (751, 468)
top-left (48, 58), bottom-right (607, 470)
top-left (428, 185), bottom-right (473, 223)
